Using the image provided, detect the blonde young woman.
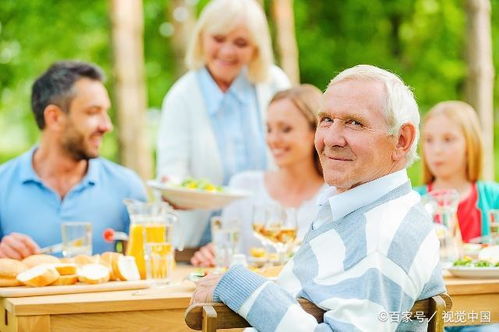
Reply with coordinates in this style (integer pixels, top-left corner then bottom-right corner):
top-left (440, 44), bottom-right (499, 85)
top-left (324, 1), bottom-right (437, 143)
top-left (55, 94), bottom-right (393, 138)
top-left (191, 85), bottom-right (326, 267)
top-left (156, 0), bottom-right (290, 248)
top-left (415, 101), bottom-right (499, 243)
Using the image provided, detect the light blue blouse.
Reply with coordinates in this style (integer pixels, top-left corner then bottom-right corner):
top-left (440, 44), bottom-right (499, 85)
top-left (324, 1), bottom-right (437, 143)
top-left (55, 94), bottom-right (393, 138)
top-left (196, 67), bottom-right (268, 185)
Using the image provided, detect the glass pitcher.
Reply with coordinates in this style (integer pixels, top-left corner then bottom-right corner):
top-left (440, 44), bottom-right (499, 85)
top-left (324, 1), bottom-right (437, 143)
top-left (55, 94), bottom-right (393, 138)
top-left (124, 200), bottom-right (182, 279)
top-left (423, 189), bottom-right (462, 267)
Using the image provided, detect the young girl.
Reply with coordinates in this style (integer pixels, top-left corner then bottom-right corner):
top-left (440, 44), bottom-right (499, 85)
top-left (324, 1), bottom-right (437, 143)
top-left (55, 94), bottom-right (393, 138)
top-left (415, 101), bottom-right (499, 243)
top-left (191, 85), bottom-right (326, 266)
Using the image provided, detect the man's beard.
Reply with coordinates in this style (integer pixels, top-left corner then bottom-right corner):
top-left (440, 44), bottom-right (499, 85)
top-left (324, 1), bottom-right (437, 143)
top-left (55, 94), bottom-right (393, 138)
top-left (61, 130), bottom-right (98, 161)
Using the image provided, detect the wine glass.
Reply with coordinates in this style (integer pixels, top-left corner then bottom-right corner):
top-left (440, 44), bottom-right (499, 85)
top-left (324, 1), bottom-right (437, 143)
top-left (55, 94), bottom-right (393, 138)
top-left (252, 204), bottom-right (270, 246)
top-left (253, 203), bottom-right (297, 266)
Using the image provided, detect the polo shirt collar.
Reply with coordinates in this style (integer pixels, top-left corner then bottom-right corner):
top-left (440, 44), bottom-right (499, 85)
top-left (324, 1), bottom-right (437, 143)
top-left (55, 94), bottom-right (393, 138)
top-left (319, 169), bottom-right (410, 223)
top-left (19, 146), bottom-right (98, 186)
top-left (19, 147), bottom-right (41, 184)
top-left (200, 66), bottom-right (249, 116)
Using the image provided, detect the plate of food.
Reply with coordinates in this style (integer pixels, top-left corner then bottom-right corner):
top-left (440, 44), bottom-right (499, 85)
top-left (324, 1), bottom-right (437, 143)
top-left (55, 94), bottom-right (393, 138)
top-left (447, 256), bottom-right (499, 279)
top-left (147, 178), bottom-right (250, 210)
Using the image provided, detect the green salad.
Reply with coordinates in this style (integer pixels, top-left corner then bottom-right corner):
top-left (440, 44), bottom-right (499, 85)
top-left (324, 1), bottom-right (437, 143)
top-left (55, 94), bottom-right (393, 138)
top-left (453, 256), bottom-right (499, 267)
top-left (177, 177), bottom-right (224, 192)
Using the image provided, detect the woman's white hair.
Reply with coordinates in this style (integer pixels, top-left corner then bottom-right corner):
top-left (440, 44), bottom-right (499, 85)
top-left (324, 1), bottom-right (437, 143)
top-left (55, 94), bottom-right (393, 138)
top-left (185, 0), bottom-right (273, 83)
top-left (328, 64), bottom-right (420, 166)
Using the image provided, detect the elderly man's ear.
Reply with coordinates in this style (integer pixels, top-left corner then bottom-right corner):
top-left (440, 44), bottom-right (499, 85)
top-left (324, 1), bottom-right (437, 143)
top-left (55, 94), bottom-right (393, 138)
top-left (43, 105), bottom-right (66, 131)
top-left (392, 123), bottom-right (416, 162)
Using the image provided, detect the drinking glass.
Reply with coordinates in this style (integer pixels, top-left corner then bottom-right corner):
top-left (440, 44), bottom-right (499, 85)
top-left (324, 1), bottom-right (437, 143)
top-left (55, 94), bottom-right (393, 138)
top-left (252, 204), bottom-right (271, 246)
top-left (424, 189), bottom-right (462, 267)
top-left (144, 241), bottom-right (174, 286)
top-left (124, 200), bottom-right (181, 282)
top-left (61, 221), bottom-right (92, 258)
top-left (488, 209), bottom-right (499, 244)
top-left (252, 203), bottom-right (297, 266)
top-left (211, 216), bottom-right (240, 272)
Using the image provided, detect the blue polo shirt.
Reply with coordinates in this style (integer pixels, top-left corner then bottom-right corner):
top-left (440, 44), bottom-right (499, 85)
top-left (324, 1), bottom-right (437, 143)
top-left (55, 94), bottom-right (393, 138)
top-left (0, 147), bottom-right (147, 254)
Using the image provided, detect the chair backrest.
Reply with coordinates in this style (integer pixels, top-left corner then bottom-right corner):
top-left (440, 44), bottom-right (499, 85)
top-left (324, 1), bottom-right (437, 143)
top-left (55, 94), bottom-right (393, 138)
top-left (185, 294), bottom-right (452, 332)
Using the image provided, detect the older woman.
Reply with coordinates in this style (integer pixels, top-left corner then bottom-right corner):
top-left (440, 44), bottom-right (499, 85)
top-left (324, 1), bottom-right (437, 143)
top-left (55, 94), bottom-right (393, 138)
top-left (156, 0), bottom-right (290, 247)
top-left (415, 101), bottom-right (499, 243)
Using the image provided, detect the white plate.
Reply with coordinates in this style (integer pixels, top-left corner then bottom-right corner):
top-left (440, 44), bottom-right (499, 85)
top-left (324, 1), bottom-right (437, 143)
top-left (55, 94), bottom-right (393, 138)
top-left (447, 266), bottom-right (499, 279)
top-left (147, 180), bottom-right (250, 210)
top-left (478, 246), bottom-right (499, 264)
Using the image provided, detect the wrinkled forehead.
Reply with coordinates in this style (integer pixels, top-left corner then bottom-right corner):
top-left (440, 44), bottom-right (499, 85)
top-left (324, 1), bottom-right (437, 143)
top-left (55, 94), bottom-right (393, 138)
top-left (323, 79), bottom-right (387, 116)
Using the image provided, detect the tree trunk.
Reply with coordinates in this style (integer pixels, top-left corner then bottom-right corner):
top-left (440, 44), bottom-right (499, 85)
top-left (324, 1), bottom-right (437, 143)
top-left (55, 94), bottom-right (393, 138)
top-left (272, 0), bottom-right (300, 85)
top-left (168, 0), bottom-right (196, 78)
top-left (110, 0), bottom-right (152, 180)
top-left (466, 0), bottom-right (495, 180)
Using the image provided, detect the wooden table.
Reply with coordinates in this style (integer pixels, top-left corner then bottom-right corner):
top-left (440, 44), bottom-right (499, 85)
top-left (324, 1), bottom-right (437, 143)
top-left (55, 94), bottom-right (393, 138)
top-left (445, 275), bottom-right (499, 326)
top-left (0, 267), bottom-right (498, 331)
top-left (0, 265), bottom-right (196, 332)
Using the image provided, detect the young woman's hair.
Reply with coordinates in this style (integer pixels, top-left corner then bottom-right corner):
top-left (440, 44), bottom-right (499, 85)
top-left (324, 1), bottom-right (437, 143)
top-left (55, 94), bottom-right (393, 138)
top-left (185, 0), bottom-right (273, 83)
top-left (270, 84), bottom-right (323, 176)
top-left (421, 101), bottom-right (484, 184)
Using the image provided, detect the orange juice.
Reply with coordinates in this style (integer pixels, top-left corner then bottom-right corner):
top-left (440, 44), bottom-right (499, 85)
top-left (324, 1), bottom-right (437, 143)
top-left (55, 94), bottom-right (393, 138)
top-left (145, 242), bottom-right (173, 280)
top-left (126, 222), bottom-right (169, 279)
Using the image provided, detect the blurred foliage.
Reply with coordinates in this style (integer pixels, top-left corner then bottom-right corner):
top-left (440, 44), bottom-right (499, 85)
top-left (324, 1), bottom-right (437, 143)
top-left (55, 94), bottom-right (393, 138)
top-left (0, 0), bottom-right (498, 183)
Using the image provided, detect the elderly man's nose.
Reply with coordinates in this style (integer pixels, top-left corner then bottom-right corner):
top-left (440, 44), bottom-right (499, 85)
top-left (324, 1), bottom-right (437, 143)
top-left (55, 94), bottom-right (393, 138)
top-left (323, 124), bottom-right (346, 147)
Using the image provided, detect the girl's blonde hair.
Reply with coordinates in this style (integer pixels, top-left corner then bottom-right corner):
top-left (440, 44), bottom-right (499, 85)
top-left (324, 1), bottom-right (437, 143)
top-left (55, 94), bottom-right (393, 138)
top-left (270, 84), bottom-right (324, 176)
top-left (185, 0), bottom-right (273, 83)
top-left (421, 101), bottom-right (484, 184)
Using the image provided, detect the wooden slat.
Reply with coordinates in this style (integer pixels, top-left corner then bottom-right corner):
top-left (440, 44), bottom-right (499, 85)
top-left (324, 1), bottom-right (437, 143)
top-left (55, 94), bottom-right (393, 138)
top-left (185, 295), bottom-right (453, 331)
top-left (202, 306), bottom-right (217, 332)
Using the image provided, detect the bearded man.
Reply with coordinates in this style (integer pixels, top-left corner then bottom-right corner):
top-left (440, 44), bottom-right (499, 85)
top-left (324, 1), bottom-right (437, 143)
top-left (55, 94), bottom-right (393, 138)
top-left (0, 61), bottom-right (146, 258)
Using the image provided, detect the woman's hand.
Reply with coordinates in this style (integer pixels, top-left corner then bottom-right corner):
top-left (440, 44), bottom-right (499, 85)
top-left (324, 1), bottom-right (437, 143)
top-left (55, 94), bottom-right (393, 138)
top-left (191, 243), bottom-right (216, 267)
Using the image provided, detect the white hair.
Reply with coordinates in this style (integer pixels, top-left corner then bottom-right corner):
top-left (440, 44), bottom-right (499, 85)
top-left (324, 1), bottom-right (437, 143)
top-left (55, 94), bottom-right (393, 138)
top-left (328, 64), bottom-right (420, 166)
top-left (185, 0), bottom-right (273, 83)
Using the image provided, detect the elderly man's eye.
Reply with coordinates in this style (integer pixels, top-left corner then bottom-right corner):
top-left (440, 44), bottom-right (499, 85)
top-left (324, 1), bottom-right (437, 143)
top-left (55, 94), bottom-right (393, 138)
top-left (319, 117), bottom-right (333, 124)
top-left (346, 119), bottom-right (363, 127)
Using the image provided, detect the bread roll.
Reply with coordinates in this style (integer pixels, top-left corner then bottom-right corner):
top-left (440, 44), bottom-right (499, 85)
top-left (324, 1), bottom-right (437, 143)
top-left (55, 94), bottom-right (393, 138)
top-left (17, 265), bottom-right (60, 287)
top-left (73, 254), bottom-right (99, 266)
top-left (59, 257), bottom-right (75, 264)
top-left (53, 263), bottom-right (78, 276)
top-left (0, 258), bottom-right (28, 279)
top-left (51, 274), bottom-right (79, 286)
top-left (0, 277), bottom-right (23, 287)
top-left (112, 256), bottom-right (141, 281)
top-left (22, 254), bottom-right (60, 269)
top-left (78, 264), bottom-right (110, 284)
top-left (100, 252), bottom-right (123, 281)
top-left (0, 258), bottom-right (28, 287)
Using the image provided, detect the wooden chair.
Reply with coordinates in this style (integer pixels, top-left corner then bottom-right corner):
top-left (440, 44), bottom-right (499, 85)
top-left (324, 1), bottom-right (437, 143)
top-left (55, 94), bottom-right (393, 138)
top-left (185, 294), bottom-right (452, 332)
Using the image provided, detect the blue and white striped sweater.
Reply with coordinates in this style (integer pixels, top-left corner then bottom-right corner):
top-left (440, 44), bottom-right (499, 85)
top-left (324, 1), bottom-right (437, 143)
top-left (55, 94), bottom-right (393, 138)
top-left (213, 179), bottom-right (446, 331)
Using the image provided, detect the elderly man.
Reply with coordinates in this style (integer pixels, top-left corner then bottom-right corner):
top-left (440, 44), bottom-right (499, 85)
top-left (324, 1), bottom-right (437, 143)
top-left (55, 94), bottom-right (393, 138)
top-left (191, 65), bottom-right (445, 331)
top-left (0, 61), bottom-right (146, 258)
